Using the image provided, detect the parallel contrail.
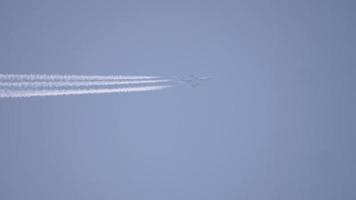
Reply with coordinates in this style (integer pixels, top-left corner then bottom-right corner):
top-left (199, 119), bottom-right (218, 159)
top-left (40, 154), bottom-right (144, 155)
top-left (0, 74), bottom-right (175, 98)
top-left (0, 74), bottom-right (157, 81)
top-left (0, 79), bottom-right (171, 88)
top-left (0, 85), bottom-right (171, 98)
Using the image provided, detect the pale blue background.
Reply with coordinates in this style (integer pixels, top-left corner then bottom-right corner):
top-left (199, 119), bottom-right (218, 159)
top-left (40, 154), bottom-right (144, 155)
top-left (1, 0), bottom-right (356, 199)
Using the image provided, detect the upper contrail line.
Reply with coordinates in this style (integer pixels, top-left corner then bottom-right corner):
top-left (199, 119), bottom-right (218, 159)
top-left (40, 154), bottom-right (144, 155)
top-left (0, 85), bottom-right (171, 98)
top-left (0, 79), bottom-right (171, 88)
top-left (0, 74), bottom-right (158, 81)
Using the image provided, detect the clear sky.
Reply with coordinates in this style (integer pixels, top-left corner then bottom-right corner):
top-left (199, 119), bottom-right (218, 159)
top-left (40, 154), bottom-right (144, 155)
top-left (0, 0), bottom-right (355, 199)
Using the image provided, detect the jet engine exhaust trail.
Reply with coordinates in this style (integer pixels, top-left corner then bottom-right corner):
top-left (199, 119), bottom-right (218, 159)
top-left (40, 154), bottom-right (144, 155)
top-left (0, 74), bottom-right (174, 98)
top-left (0, 74), bottom-right (157, 81)
top-left (0, 79), bottom-right (171, 88)
top-left (0, 85), bottom-right (171, 98)
top-left (0, 73), bottom-right (210, 98)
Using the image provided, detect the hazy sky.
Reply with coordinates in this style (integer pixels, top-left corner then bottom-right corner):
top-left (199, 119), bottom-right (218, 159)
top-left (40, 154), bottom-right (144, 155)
top-left (0, 0), bottom-right (355, 199)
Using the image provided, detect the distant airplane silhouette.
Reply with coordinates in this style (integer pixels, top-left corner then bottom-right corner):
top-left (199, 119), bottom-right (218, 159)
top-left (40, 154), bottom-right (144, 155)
top-left (175, 75), bottom-right (211, 87)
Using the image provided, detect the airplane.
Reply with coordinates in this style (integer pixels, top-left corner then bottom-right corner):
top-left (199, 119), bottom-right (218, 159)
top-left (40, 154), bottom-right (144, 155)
top-left (174, 75), bottom-right (211, 87)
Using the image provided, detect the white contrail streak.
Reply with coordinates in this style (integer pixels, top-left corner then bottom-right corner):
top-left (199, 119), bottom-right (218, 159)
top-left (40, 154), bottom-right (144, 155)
top-left (0, 74), bottom-right (175, 98)
top-left (0, 85), bottom-right (171, 98)
top-left (0, 79), bottom-right (171, 88)
top-left (0, 74), bottom-right (157, 81)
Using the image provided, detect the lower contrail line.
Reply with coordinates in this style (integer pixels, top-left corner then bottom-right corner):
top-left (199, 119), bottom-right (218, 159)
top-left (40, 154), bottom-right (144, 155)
top-left (0, 85), bottom-right (171, 98)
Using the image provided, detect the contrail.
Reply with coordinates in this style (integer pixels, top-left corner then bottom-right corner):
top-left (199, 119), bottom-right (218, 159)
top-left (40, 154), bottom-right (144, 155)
top-left (0, 85), bottom-right (171, 98)
top-left (0, 74), bottom-right (157, 81)
top-left (0, 74), bottom-right (176, 98)
top-left (0, 79), bottom-right (171, 88)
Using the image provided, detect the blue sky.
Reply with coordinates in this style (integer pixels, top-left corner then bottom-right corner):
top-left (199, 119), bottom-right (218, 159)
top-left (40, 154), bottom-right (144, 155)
top-left (0, 1), bottom-right (355, 199)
